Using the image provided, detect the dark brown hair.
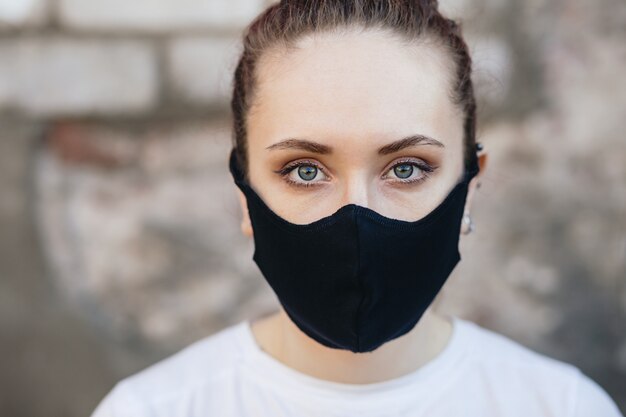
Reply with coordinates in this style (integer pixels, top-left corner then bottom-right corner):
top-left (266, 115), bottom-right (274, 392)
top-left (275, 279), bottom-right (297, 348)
top-left (230, 0), bottom-right (476, 182)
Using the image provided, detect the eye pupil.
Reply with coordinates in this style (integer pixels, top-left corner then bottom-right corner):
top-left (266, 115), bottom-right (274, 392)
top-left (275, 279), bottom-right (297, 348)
top-left (298, 165), bottom-right (317, 181)
top-left (394, 164), bottom-right (413, 179)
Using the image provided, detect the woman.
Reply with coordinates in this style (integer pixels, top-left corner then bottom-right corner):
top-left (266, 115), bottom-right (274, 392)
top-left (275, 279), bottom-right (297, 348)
top-left (91, 1), bottom-right (623, 416)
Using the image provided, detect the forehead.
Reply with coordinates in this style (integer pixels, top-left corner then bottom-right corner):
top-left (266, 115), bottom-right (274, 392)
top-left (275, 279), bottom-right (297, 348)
top-left (248, 27), bottom-right (462, 151)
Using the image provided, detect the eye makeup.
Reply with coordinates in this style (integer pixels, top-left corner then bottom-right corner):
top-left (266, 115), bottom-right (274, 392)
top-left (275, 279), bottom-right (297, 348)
top-left (272, 157), bottom-right (438, 189)
top-left (272, 159), bottom-right (330, 188)
top-left (381, 157), bottom-right (437, 187)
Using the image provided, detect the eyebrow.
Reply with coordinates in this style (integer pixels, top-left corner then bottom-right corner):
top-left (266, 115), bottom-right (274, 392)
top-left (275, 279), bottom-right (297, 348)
top-left (265, 134), bottom-right (445, 155)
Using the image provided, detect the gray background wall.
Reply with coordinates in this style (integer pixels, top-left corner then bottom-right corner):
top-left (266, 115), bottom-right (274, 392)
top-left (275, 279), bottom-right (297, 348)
top-left (0, 0), bottom-right (624, 416)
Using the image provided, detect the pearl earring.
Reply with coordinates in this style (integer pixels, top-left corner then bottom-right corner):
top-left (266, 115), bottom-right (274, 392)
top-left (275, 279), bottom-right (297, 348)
top-left (461, 211), bottom-right (474, 235)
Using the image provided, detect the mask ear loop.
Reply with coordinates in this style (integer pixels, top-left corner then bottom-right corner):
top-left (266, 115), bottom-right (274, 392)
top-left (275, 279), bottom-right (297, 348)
top-left (229, 147), bottom-right (249, 187)
top-left (475, 142), bottom-right (483, 188)
top-left (462, 141), bottom-right (483, 235)
top-left (463, 141), bottom-right (482, 182)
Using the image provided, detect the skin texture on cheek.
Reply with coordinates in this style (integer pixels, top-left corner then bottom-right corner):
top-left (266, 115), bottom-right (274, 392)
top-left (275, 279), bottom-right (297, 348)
top-left (245, 28), bottom-right (466, 225)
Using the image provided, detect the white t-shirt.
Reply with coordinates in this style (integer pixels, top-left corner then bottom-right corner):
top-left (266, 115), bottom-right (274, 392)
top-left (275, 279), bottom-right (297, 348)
top-left (90, 316), bottom-right (623, 417)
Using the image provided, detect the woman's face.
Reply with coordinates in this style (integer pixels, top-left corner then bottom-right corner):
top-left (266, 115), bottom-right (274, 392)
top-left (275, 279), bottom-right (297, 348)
top-left (238, 28), bottom-right (479, 233)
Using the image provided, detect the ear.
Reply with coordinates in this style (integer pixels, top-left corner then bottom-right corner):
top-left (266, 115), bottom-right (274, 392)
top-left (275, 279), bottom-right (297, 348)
top-left (237, 188), bottom-right (254, 238)
top-left (463, 152), bottom-right (488, 217)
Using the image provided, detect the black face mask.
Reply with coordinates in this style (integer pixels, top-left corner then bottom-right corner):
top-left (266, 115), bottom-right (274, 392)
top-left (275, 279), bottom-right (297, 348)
top-left (229, 147), bottom-right (480, 353)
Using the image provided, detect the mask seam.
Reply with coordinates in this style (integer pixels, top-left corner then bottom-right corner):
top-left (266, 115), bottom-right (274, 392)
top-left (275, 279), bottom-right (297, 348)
top-left (353, 207), bottom-right (364, 352)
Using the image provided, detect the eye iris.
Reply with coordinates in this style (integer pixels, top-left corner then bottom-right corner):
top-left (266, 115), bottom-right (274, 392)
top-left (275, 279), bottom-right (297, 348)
top-left (394, 164), bottom-right (413, 179)
top-left (298, 165), bottom-right (317, 181)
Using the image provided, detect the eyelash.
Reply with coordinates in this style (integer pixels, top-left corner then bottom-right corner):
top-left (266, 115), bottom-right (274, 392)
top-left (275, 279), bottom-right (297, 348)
top-left (273, 158), bottom-right (436, 189)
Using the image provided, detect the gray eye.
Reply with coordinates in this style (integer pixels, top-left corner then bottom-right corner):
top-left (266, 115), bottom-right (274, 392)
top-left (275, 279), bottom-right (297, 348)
top-left (298, 165), bottom-right (318, 181)
top-left (394, 164), bottom-right (413, 179)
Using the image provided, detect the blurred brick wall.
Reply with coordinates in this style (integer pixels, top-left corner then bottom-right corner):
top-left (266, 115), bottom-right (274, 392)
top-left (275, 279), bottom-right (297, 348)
top-left (0, 1), bottom-right (624, 416)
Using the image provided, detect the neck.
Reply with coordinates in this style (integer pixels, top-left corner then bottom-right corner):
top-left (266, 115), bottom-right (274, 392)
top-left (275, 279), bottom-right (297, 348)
top-left (250, 304), bottom-right (453, 384)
